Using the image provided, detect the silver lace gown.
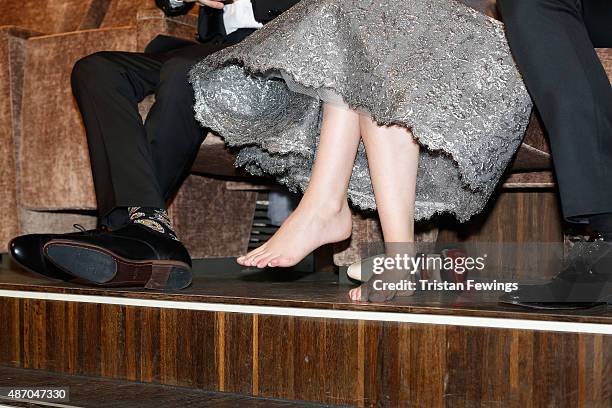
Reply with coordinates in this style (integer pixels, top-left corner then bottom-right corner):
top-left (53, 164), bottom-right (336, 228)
top-left (190, 0), bottom-right (533, 222)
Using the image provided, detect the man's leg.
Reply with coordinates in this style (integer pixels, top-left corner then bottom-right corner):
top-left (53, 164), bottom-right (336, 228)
top-left (41, 35), bottom-right (257, 289)
top-left (71, 51), bottom-right (166, 227)
top-left (10, 51), bottom-right (170, 281)
top-left (35, 50), bottom-right (195, 288)
top-left (70, 45), bottom-right (216, 237)
top-left (498, 0), bottom-right (612, 223)
top-left (497, 0), bottom-right (612, 308)
top-left (145, 48), bottom-right (215, 201)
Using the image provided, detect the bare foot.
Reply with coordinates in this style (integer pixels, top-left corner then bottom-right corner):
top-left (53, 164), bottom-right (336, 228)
top-left (237, 200), bottom-right (352, 268)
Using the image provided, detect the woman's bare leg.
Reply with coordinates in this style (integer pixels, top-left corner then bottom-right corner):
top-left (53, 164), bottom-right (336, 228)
top-left (349, 115), bottom-right (420, 301)
top-left (237, 103), bottom-right (361, 268)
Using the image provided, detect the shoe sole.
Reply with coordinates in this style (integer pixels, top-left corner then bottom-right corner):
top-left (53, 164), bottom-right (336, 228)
top-left (43, 241), bottom-right (192, 291)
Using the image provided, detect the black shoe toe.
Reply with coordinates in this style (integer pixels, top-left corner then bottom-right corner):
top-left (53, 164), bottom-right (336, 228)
top-left (499, 284), bottom-right (606, 310)
top-left (9, 234), bottom-right (75, 281)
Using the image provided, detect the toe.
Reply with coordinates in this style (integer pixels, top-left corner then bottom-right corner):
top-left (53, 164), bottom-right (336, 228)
top-left (244, 245), bottom-right (267, 266)
top-left (239, 255), bottom-right (254, 267)
top-left (251, 251), bottom-right (273, 269)
top-left (268, 257), bottom-right (281, 267)
top-left (256, 253), bottom-right (275, 269)
top-left (244, 256), bottom-right (258, 267)
top-left (258, 253), bottom-right (279, 268)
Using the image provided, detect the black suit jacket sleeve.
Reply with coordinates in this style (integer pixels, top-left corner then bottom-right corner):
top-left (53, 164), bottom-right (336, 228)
top-left (196, 0), bottom-right (301, 42)
top-left (156, 0), bottom-right (195, 17)
top-left (252, 0), bottom-right (301, 22)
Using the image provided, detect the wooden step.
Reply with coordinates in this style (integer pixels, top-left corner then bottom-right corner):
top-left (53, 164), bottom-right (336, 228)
top-left (0, 259), bottom-right (610, 407)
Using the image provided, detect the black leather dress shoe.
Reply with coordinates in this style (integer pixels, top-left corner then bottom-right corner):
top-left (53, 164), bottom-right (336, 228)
top-left (9, 227), bottom-right (104, 281)
top-left (42, 224), bottom-right (192, 290)
top-left (499, 237), bottom-right (612, 310)
top-left (10, 234), bottom-right (76, 281)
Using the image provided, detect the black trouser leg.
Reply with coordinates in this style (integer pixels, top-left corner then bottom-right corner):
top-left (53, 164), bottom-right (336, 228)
top-left (71, 33), bottom-right (255, 228)
top-left (71, 51), bottom-right (166, 219)
top-left (145, 45), bottom-right (224, 201)
top-left (498, 0), bottom-right (612, 221)
top-left (146, 30), bottom-right (256, 200)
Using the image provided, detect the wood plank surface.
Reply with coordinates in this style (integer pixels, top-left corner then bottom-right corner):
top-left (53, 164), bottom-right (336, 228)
top-left (0, 296), bottom-right (609, 407)
top-left (0, 261), bottom-right (609, 324)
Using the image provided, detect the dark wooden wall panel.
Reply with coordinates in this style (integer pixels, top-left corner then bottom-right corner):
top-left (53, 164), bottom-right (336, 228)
top-left (439, 191), bottom-right (565, 282)
top-left (1, 297), bottom-right (610, 407)
top-left (101, 304), bottom-right (125, 378)
top-left (323, 318), bottom-right (360, 405)
top-left (223, 312), bottom-right (253, 394)
top-left (439, 191), bottom-right (563, 244)
top-left (0, 297), bottom-right (21, 367)
top-left (256, 315), bottom-right (296, 399)
top-left (292, 317), bottom-right (328, 403)
top-left (406, 324), bottom-right (447, 407)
